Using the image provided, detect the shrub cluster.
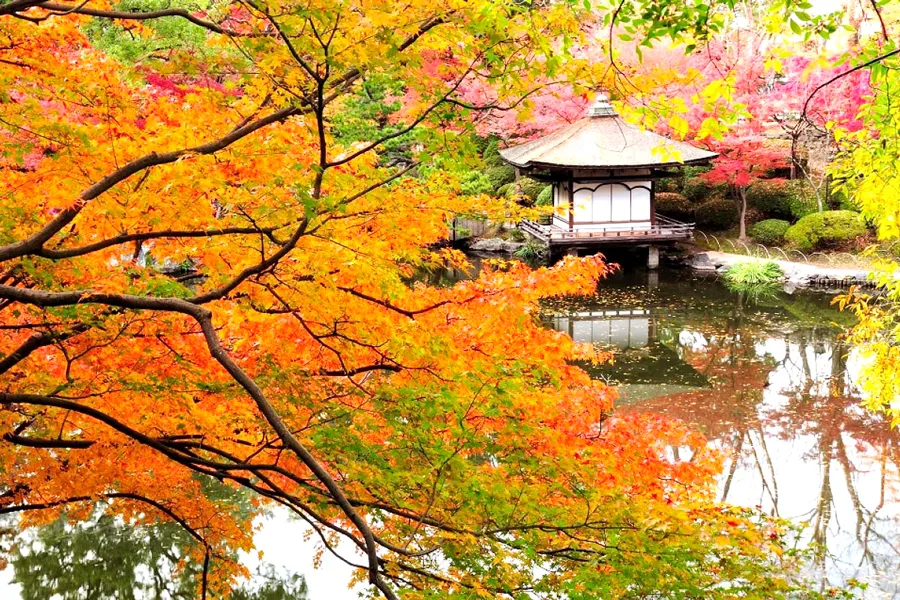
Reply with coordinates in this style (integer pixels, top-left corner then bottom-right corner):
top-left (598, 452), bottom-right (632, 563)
top-left (485, 164), bottom-right (516, 190)
top-left (749, 219), bottom-right (791, 245)
top-left (746, 179), bottom-right (816, 221)
top-left (482, 138), bottom-right (506, 168)
top-left (536, 185), bottom-right (553, 206)
top-left (683, 178), bottom-right (719, 203)
top-left (784, 210), bottom-right (866, 251)
top-left (496, 183), bottom-right (515, 198)
top-left (517, 177), bottom-right (546, 202)
top-left (694, 198), bottom-right (739, 230)
top-left (655, 192), bottom-right (692, 220)
top-left (460, 171), bottom-right (493, 196)
top-left (655, 177), bottom-right (681, 193)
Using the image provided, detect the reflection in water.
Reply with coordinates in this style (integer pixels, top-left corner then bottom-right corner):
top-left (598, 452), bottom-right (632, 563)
top-left (548, 269), bottom-right (900, 599)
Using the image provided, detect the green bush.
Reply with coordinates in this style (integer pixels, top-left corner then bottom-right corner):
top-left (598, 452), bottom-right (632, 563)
top-left (496, 183), bottom-right (515, 198)
top-left (747, 179), bottom-right (817, 221)
top-left (459, 171), bottom-right (493, 196)
top-left (683, 178), bottom-right (717, 203)
top-left (746, 179), bottom-right (791, 218)
top-left (471, 135), bottom-right (491, 154)
top-left (485, 165), bottom-right (516, 191)
top-left (513, 240), bottom-right (544, 262)
top-left (517, 177), bottom-right (546, 202)
top-left (783, 210), bottom-right (867, 251)
top-left (536, 185), bottom-right (553, 206)
top-left (749, 219), bottom-right (791, 245)
top-left (694, 198), bottom-right (739, 230)
top-left (787, 181), bottom-right (818, 219)
top-left (482, 138), bottom-right (506, 168)
top-left (655, 192), bottom-right (692, 220)
top-left (830, 187), bottom-right (858, 212)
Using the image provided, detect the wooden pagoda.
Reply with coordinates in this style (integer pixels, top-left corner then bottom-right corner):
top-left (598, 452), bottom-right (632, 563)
top-left (500, 94), bottom-right (717, 266)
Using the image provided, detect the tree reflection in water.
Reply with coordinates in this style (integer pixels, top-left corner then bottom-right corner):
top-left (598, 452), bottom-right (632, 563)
top-left (547, 269), bottom-right (900, 598)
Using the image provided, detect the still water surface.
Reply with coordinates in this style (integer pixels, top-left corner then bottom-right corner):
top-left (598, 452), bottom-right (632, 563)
top-left (552, 268), bottom-right (900, 599)
top-left (2, 265), bottom-right (898, 598)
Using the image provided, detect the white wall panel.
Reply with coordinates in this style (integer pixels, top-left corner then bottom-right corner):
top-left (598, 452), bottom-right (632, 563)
top-left (632, 187), bottom-right (651, 221)
top-left (573, 188), bottom-right (592, 222)
top-left (610, 185), bottom-right (631, 221)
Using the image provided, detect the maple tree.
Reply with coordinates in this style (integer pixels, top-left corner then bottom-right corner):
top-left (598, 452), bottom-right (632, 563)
top-left (0, 0), bottom-right (839, 598)
top-left (701, 131), bottom-right (789, 241)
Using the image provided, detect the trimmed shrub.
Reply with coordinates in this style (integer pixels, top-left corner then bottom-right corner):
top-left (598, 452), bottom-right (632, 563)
top-left (746, 179), bottom-right (791, 218)
top-left (784, 210), bottom-right (867, 251)
top-left (517, 177), bottom-right (546, 202)
top-left (483, 138), bottom-right (506, 168)
top-left (496, 183), bottom-right (516, 198)
top-left (694, 198), bottom-right (739, 230)
top-left (749, 219), bottom-right (791, 245)
top-left (459, 171), bottom-right (493, 196)
top-left (680, 166), bottom-right (721, 203)
top-left (747, 179), bottom-right (817, 221)
top-left (485, 165), bottom-right (516, 191)
top-left (655, 192), bottom-right (692, 220)
top-left (536, 185), bottom-right (553, 206)
top-left (786, 180), bottom-right (818, 219)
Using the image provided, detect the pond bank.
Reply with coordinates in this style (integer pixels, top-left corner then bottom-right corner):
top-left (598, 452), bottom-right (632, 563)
top-left (682, 249), bottom-right (874, 290)
top-left (460, 234), bottom-right (878, 291)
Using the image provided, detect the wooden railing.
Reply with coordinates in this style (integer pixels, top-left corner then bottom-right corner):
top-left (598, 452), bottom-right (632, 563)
top-left (520, 215), bottom-right (694, 244)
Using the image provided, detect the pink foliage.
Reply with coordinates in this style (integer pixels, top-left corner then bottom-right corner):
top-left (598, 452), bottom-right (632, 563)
top-left (464, 84), bottom-right (590, 138)
top-left (142, 71), bottom-right (237, 101)
top-left (701, 130), bottom-right (787, 188)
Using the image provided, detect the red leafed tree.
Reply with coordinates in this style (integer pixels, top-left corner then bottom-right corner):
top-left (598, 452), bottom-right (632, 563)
top-left (702, 130), bottom-right (788, 241)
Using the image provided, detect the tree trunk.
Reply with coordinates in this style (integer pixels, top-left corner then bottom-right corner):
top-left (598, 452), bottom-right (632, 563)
top-left (738, 186), bottom-right (748, 242)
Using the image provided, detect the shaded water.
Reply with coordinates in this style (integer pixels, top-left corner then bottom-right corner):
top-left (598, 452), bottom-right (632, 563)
top-left (550, 268), bottom-right (900, 598)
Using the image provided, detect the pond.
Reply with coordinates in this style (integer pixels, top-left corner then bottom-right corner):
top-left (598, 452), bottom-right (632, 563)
top-left (1, 263), bottom-right (898, 599)
top-left (550, 267), bottom-right (900, 599)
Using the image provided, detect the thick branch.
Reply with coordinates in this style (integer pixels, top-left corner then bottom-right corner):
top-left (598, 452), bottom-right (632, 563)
top-left (36, 227), bottom-right (284, 260)
top-left (0, 106), bottom-right (304, 264)
top-left (31, 2), bottom-right (264, 36)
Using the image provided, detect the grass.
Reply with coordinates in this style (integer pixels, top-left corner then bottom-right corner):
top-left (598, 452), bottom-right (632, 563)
top-left (723, 260), bottom-right (784, 286)
top-left (722, 260), bottom-right (784, 299)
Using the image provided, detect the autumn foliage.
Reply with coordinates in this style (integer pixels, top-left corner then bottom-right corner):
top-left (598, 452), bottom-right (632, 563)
top-left (0, 1), bottom-right (823, 598)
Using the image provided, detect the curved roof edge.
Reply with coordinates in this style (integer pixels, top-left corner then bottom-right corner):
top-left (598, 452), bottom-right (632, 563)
top-left (498, 116), bottom-right (719, 171)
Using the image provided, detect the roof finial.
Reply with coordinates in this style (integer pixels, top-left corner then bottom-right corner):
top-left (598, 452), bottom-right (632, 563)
top-left (587, 92), bottom-right (617, 118)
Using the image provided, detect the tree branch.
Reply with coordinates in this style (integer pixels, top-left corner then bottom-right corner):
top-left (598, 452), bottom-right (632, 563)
top-left (0, 106), bottom-right (305, 264)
